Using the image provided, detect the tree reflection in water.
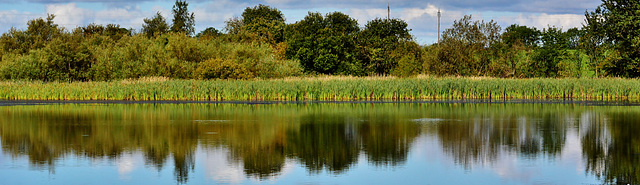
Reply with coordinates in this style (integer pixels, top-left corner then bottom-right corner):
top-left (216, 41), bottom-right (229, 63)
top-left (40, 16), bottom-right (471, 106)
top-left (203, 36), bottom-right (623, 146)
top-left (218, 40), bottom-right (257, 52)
top-left (581, 110), bottom-right (640, 184)
top-left (0, 103), bottom-right (639, 184)
top-left (435, 108), bottom-right (568, 168)
top-left (0, 103), bottom-right (421, 182)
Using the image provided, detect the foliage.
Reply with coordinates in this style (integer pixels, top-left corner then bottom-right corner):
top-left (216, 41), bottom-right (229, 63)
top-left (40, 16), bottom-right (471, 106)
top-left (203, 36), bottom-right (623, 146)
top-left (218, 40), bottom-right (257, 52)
top-left (170, 0), bottom-right (195, 36)
top-left (1, 2), bottom-right (639, 81)
top-left (142, 12), bottom-right (170, 38)
top-left (0, 15), bottom-right (301, 82)
top-left (358, 18), bottom-right (415, 75)
top-left (503, 24), bottom-right (541, 47)
top-left (285, 12), bottom-right (361, 75)
top-left (196, 27), bottom-right (221, 39)
top-left (426, 15), bottom-right (501, 76)
top-left (0, 14), bottom-right (62, 55)
top-left (195, 58), bottom-right (253, 79)
top-left (582, 9), bottom-right (611, 78)
top-left (106, 24), bottom-right (131, 40)
top-left (236, 4), bottom-right (286, 44)
top-left (585, 0), bottom-right (640, 77)
top-left (224, 16), bottom-right (243, 35)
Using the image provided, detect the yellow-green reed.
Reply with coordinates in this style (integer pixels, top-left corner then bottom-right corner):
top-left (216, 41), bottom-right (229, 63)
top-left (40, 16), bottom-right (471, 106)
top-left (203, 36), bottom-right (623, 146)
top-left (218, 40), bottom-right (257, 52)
top-left (0, 76), bottom-right (639, 101)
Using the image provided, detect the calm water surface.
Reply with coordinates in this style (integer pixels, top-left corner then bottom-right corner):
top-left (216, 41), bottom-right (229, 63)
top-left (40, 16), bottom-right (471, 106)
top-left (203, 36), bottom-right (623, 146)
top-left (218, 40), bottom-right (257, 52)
top-left (0, 103), bottom-right (638, 184)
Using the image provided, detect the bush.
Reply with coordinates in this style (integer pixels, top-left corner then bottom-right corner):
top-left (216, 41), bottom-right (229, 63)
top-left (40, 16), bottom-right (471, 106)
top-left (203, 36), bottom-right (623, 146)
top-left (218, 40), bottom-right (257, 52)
top-left (393, 55), bottom-right (421, 77)
top-left (164, 33), bottom-right (211, 63)
top-left (195, 58), bottom-right (253, 79)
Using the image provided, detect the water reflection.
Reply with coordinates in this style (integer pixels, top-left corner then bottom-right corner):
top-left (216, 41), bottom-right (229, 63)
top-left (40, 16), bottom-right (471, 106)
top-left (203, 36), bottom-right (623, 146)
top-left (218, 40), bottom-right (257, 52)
top-left (0, 104), bottom-right (421, 183)
top-left (0, 103), bottom-right (638, 184)
top-left (434, 105), bottom-right (570, 169)
top-left (581, 110), bottom-right (640, 184)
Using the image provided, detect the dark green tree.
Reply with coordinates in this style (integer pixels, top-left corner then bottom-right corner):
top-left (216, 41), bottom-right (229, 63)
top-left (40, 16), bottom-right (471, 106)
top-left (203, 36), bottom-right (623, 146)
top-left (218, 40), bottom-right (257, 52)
top-left (503, 24), bottom-right (540, 47)
top-left (81, 23), bottom-right (130, 40)
top-left (285, 12), bottom-right (361, 75)
top-left (358, 18), bottom-right (415, 75)
top-left (196, 27), bottom-right (221, 39)
top-left (170, 0), bottom-right (195, 36)
top-left (240, 4), bottom-right (286, 44)
top-left (530, 26), bottom-right (566, 77)
top-left (82, 23), bottom-right (105, 37)
top-left (104, 24), bottom-right (131, 41)
top-left (242, 4), bottom-right (285, 26)
top-left (142, 12), bottom-right (169, 38)
top-left (586, 0), bottom-right (640, 77)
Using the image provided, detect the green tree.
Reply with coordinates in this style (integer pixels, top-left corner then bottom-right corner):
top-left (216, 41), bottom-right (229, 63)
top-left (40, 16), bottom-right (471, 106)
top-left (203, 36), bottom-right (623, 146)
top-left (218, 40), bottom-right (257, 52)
top-left (425, 15), bottom-right (501, 76)
top-left (26, 14), bottom-right (63, 50)
top-left (82, 23), bottom-right (105, 37)
top-left (586, 0), bottom-right (640, 77)
top-left (0, 14), bottom-right (62, 55)
top-left (242, 4), bottom-right (285, 26)
top-left (223, 17), bottom-right (243, 35)
top-left (358, 18), bottom-right (415, 75)
top-left (582, 9), bottom-right (613, 78)
top-left (239, 4), bottom-right (286, 44)
top-left (285, 12), bottom-right (361, 75)
top-left (104, 24), bottom-right (131, 41)
top-left (529, 26), bottom-right (566, 77)
top-left (142, 12), bottom-right (169, 38)
top-left (170, 0), bottom-right (195, 36)
top-left (564, 28), bottom-right (583, 49)
top-left (503, 24), bottom-right (540, 48)
top-left (195, 27), bottom-right (221, 39)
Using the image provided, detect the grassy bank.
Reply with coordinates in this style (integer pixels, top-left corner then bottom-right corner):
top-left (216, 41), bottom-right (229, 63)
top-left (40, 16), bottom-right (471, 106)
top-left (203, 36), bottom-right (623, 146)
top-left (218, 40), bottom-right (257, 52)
top-left (1, 76), bottom-right (639, 101)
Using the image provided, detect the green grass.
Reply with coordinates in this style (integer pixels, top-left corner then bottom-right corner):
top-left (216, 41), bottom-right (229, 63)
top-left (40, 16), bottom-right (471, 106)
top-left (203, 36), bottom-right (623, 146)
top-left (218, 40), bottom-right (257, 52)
top-left (1, 76), bottom-right (639, 101)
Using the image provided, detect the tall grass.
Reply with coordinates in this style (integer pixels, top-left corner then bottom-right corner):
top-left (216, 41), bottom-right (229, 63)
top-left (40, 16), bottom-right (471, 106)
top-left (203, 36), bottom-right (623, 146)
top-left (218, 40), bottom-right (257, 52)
top-left (1, 76), bottom-right (639, 101)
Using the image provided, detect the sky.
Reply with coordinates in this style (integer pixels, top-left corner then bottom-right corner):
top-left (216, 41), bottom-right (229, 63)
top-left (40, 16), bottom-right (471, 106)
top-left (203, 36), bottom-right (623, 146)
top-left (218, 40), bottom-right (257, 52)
top-left (0, 0), bottom-right (602, 45)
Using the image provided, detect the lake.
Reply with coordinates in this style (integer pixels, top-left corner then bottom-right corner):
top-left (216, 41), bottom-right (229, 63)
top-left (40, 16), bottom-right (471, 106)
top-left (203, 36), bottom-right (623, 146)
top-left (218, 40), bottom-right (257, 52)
top-left (0, 102), bottom-right (637, 184)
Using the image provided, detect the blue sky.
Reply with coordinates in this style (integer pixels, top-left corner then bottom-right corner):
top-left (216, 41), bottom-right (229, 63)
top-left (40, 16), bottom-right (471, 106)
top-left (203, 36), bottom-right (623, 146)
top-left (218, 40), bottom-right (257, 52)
top-left (0, 0), bottom-right (602, 44)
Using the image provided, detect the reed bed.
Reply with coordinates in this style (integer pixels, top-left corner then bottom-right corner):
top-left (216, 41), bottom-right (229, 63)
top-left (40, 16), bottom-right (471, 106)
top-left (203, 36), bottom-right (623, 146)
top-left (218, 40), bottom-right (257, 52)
top-left (1, 76), bottom-right (639, 101)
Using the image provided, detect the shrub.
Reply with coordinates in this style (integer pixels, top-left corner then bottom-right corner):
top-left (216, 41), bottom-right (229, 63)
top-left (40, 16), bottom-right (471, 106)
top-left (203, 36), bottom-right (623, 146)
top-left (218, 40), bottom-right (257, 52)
top-left (195, 58), bottom-right (254, 79)
top-left (393, 55), bottom-right (421, 77)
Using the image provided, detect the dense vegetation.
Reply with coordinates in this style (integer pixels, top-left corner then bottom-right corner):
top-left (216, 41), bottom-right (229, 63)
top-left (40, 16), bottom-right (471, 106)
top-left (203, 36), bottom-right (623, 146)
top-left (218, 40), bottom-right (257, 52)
top-left (2, 76), bottom-right (639, 101)
top-left (0, 0), bottom-right (637, 82)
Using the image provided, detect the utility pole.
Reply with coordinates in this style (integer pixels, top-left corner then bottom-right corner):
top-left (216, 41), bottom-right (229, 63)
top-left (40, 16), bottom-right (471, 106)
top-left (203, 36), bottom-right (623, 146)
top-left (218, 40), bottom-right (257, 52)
top-left (387, 3), bottom-right (390, 20)
top-left (437, 9), bottom-right (441, 44)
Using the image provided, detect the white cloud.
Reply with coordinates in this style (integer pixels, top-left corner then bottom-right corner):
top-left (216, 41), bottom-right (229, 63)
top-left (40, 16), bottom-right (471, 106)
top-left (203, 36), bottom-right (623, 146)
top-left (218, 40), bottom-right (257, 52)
top-left (0, 10), bottom-right (44, 31)
top-left (116, 153), bottom-right (143, 180)
top-left (43, 3), bottom-right (158, 30)
top-left (46, 3), bottom-right (94, 28)
top-left (264, 0), bottom-right (297, 4)
top-left (95, 6), bottom-right (146, 29)
top-left (401, 4), bottom-right (440, 22)
top-left (349, 4), bottom-right (465, 44)
top-left (348, 8), bottom-right (386, 26)
top-left (191, 0), bottom-right (249, 32)
top-left (510, 13), bottom-right (585, 30)
top-left (203, 148), bottom-right (246, 184)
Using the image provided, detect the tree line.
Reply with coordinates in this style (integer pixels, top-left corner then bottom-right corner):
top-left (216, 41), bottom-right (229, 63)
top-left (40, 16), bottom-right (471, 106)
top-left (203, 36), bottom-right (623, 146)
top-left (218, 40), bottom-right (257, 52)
top-left (0, 0), bottom-right (637, 82)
